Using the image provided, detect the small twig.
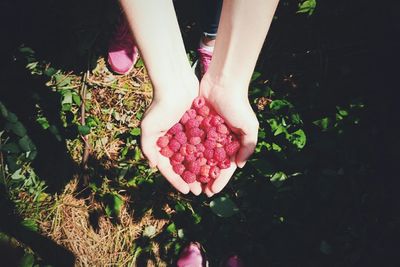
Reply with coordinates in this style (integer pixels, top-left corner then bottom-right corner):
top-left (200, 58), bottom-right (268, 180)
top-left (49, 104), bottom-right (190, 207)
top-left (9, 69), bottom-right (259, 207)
top-left (80, 70), bottom-right (91, 186)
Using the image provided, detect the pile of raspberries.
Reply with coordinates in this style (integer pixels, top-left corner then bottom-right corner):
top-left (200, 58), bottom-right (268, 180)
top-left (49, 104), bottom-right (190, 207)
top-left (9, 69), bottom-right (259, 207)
top-left (156, 97), bottom-right (240, 184)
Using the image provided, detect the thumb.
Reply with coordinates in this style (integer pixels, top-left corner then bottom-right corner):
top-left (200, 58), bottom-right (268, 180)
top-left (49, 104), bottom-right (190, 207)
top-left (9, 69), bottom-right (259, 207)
top-left (236, 122), bottom-right (258, 168)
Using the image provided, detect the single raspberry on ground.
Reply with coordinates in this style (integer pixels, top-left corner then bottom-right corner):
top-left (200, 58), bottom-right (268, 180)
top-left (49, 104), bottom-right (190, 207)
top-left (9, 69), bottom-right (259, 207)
top-left (156, 136), bottom-right (169, 148)
top-left (168, 139), bottom-right (181, 152)
top-left (160, 147), bottom-right (174, 158)
top-left (214, 147), bottom-right (227, 162)
top-left (171, 152), bottom-right (184, 163)
top-left (218, 158), bottom-right (231, 169)
top-left (209, 166), bottom-right (220, 179)
top-left (168, 123), bottom-right (183, 135)
top-left (173, 164), bottom-right (185, 175)
top-left (174, 131), bottom-right (187, 145)
top-left (193, 96), bottom-right (206, 109)
top-left (225, 140), bottom-right (240, 156)
top-left (182, 171), bottom-right (196, 183)
top-left (197, 175), bottom-right (210, 184)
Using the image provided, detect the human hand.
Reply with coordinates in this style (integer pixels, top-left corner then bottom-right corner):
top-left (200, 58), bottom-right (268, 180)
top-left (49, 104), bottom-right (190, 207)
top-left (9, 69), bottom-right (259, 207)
top-left (140, 77), bottom-right (203, 195)
top-left (199, 74), bottom-right (259, 196)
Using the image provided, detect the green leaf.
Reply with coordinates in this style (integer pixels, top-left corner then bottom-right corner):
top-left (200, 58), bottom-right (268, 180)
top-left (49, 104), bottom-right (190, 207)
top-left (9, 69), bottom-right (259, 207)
top-left (0, 102), bottom-right (8, 118)
top-left (61, 90), bottom-right (73, 105)
top-left (297, 0), bottom-right (316, 15)
top-left (18, 253), bottom-right (35, 267)
top-left (134, 146), bottom-right (142, 161)
top-left (270, 171), bottom-right (287, 187)
top-left (269, 99), bottom-right (292, 111)
top-left (105, 193), bottom-right (124, 218)
top-left (1, 142), bottom-right (21, 154)
top-left (78, 125), bottom-right (90, 136)
top-left (166, 223), bottom-right (176, 234)
top-left (5, 121), bottom-right (27, 137)
top-left (18, 135), bottom-right (33, 152)
top-left (130, 127), bottom-right (141, 136)
top-left (313, 117), bottom-right (331, 131)
top-left (72, 93), bottom-right (81, 106)
top-left (36, 117), bottom-right (50, 129)
top-left (251, 71), bottom-right (261, 82)
top-left (11, 169), bottom-right (25, 180)
top-left (289, 129), bottom-right (306, 149)
top-left (210, 196), bottom-right (239, 218)
top-left (44, 67), bottom-right (57, 77)
top-left (174, 202), bottom-right (186, 212)
top-left (21, 219), bottom-right (39, 232)
top-left (135, 58), bottom-right (144, 68)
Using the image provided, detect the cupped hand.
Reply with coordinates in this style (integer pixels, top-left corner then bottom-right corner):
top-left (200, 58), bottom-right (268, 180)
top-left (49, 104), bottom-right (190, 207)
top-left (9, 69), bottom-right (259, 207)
top-left (199, 74), bottom-right (259, 196)
top-left (140, 78), bottom-right (203, 195)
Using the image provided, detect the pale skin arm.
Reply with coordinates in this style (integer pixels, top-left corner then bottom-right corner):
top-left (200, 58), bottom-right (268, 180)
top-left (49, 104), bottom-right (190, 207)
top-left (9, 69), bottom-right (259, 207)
top-left (201, 0), bottom-right (280, 196)
top-left (120, 0), bottom-right (202, 195)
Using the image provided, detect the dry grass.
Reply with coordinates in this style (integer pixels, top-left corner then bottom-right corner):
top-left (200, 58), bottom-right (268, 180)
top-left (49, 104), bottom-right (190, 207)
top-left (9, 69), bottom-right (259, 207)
top-left (39, 180), bottom-right (169, 267)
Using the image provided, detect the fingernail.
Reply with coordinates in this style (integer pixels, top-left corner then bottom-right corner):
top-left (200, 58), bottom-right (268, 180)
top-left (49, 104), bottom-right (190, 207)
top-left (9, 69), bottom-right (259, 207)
top-left (238, 161), bottom-right (246, 168)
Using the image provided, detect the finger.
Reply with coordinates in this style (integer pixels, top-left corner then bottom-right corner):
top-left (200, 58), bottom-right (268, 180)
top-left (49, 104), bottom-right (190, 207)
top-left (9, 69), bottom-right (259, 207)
top-left (140, 132), bottom-right (159, 168)
top-left (202, 183), bottom-right (214, 198)
top-left (236, 128), bottom-right (258, 168)
top-left (157, 156), bottom-right (190, 194)
top-left (211, 159), bottom-right (237, 194)
top-left (189, 181), bottom-right (202, 196)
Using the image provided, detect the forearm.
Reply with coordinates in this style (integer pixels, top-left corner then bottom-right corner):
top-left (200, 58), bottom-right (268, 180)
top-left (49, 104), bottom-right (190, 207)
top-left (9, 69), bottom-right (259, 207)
top-left (120, 0), bottom-right (196, 99)
top-left (207, 0), bottom-right (280, 92)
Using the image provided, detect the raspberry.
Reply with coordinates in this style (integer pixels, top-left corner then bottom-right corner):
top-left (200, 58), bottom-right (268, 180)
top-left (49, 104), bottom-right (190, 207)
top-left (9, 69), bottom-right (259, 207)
top-left (195, 152), bottom-right (203, 158)
top-left (213, 147), bottom-right (227, 162)
top-left (204, 149), bottom-right (214, 160)
top-left (173, 164), bottom-right (185, 175)
top-left (160, 147), bottom-right (174, 158)
top-left (195, 115), bottom-right (204, 123)
top-left (225, 140), bottom-right (240, 156)
top-left (168, 123), bottom-right (184, 135)
top-left (198, 157), bottom-right (207, 166)
top-left (209, 166), bottom-right (220, 179)
top-left (218, 158), bottom-right (231, 169)
top-left (168, 139), bottom-right (181, 152)
top-left (182, 171), bottom-right (196, 183)
top-left (174, 131), bottom-right (187, 145)
top-left (186, 119), bottom-right (200, 129)
top-left (196, 143), bottom-right (205, 153)
top-left (200, 165), bottom-right (211, 177)
top-left (201, 116), bottom-right (213, 130)
top-left (171, 152), bottom-right (184, 163)
top-left (197, 175), bottom-right (210, 184)
top-left (156, 136), bottom-right (169, 148)
top-left (187, 109), bottom-right (197, 119)
top-left (189, 136), bottom-right (201, 145)
top-left (180, 112), bottom-right (190, 125)
top-left (185, 153), bottom-right (197, 162)
top-left (187, 128), bottom-right (203, 138)
top-left (226, 134), bottom-right (237, 143)
top-left (204, 139), bottom-right (216, 149)
top-left (217, 124), bottom-right (229, 135)
top-left (180, 144), bottom-right (196, 156)
top-left (207, 128), bottom-right (219, 141)
top-left (216, 133), bottom-right (228, 145)
top-left (211, 115), bottom-right (224, 126)
top-left (207, 158), bottom-right (218, 166)
top-left (170, 159), bottom-right (181, 166)
top-left (197, 105), bottom-right (210, 117)
top-left (187, 161), bottom-right (201, 175)
top-left (192, 96), bottom-right (206, 109)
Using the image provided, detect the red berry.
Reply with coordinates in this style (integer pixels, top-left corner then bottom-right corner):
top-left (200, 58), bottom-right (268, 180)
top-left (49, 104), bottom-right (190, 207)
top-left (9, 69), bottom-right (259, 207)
top-left (214, 147), bottom-right (226, 162)
top-left (207, 158), bottom-right (218, 166)
top-left (187, 109), bottom-right (197, 119)
top-left (180, 112), bottom-right (190, 124)
top-left (192, 96), bottom-right (206, 109)
top-left (204, 139), bottom-right (216, 149)
top-left (180, 144), bottom-right (196, 156)
top-left (211, 115), bottom-right (224, 126)
top-left (207, 128), bottom-right (218, 141)
top-left (174, 131), bottom-right (187, 145)
top-left (225, 140), bottom-right (240, 156)
top-left (156, 136), bottom-right (169, 148)
top-left (197, 175), bottom-right (210, 184)
top-left (190, 136), bottom-right (201, 145)
top-left (201, 116), bottom-right (213, 130)
top-left (198, 157), bottom-right (207, 166)
top-left (209, 166), bottom-right (220, 179)
top-left (196, 143), bottom-right (205, 153)
top-left (186, 119), bottom-right (200, 129)
top-left (160, 147), bottom-right (174, 158)
top-left (218, 158), bottom-right (231, 169)
top-left (187, 161), bottom-right (201, 175)
top-left (187, 128), bottom-right (204, 138)
top-left (217, 124), bottom-right (229, 135)
top-left (182, 171), bottom-right (196, 183)
top-left (185, 153), bottom-right (197, 162)
top-left (171, 152), bottom-right (184, 163)
top-left (197, 105), bottom-right (210, 117)
top-left (170, 159), bottom-right (181, 166)
top-left (216, 133), bottom-right (228, 145)
top-left (173, 164), bottom-right (185, 175)
top-left (168, 123), bottom-right (184, 135)
top-left (195, 115), bottom-right (204, 123)
top-left (204, 149), bottom-right (214, 160)
top-left (168, 139), bottom-right (181, 152)
top-left (200, 165), bottom-right (211, 177)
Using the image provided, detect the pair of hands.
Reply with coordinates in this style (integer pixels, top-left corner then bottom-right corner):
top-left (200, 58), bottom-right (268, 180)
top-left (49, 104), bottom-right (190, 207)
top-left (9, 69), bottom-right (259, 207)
top-left (140, 73), bottom-right (259, 197)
